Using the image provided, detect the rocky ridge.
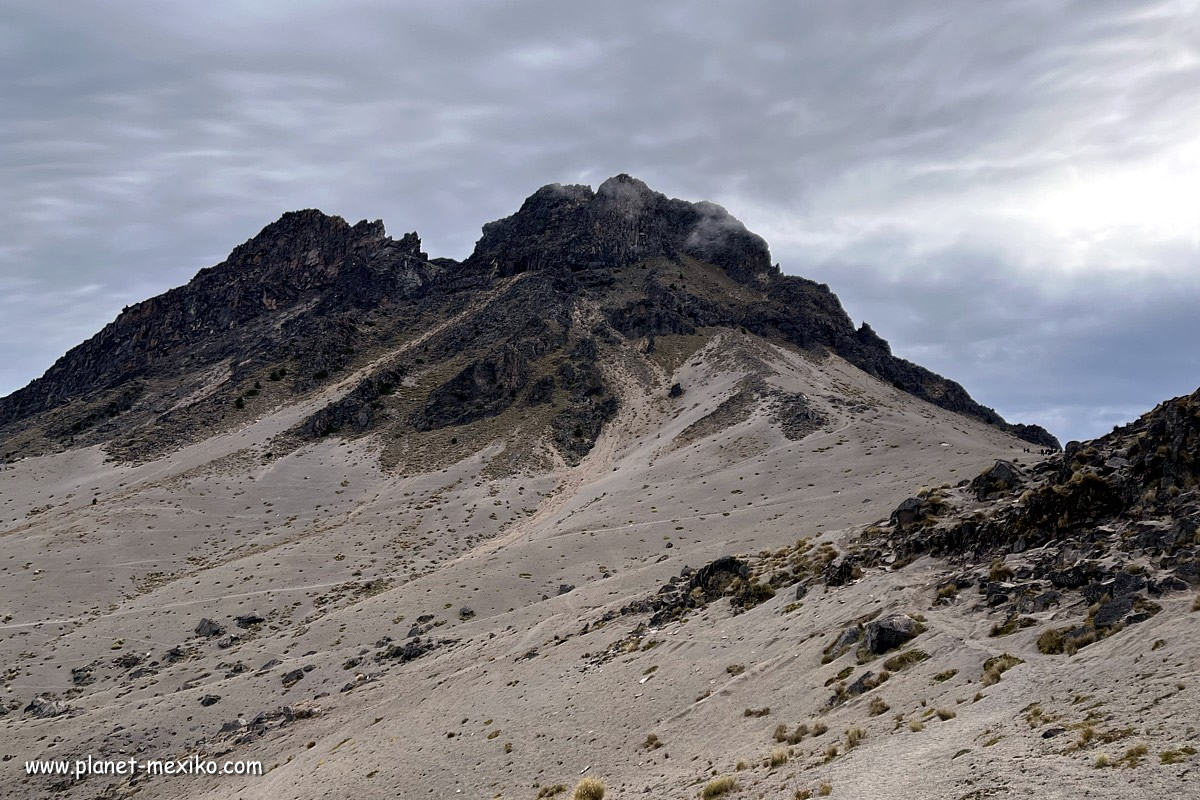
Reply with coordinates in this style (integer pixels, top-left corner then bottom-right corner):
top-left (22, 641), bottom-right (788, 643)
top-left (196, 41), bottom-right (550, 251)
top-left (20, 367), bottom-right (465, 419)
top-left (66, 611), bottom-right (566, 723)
top-left (0, 174), bottom-right (1058, 470)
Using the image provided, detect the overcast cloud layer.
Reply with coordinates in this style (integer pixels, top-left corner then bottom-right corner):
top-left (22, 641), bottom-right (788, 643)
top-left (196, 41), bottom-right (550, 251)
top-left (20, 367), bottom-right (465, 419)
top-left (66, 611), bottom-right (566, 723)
top-left (2, 0), bottom-right (1198, 443)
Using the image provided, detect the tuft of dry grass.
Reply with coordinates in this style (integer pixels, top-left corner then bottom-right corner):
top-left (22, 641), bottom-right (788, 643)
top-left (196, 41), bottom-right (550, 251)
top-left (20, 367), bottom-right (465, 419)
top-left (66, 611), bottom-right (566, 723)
top-left (811, 721), bottom-right (828, 737)
top-left (1120, 743), bottom-right (1148, 768)
top-left (643, 732), bottom-right (663, 750)
top-left (846, 727), bottom-right (866, 748)
top-left (819, 783), bottom-right (833, 796)
top-left (909, 719), bottom-right (924, 732)
top-left (1192, 595), bottom-right (1200, 612)
top-left (775, 723), bottom-right (808, 744)
top-left (537, 785), bottom-right (568, 798)
top-left (769, 748), bottom-right (789, 767)
top-left (935, 708), bottom-right (957, 721)
top-left (702, 776), bottom-right (737, 798)
top-left (989, 559), bottom-right (1014, 582)
top-left (571, 777), bottom-right (605, 800)
top-left (981, 653), bottom-right (1024, 685)
top-left (882, 649), bottom-right (928, 672)
top-left (868, 696), bottom-right (890, 716)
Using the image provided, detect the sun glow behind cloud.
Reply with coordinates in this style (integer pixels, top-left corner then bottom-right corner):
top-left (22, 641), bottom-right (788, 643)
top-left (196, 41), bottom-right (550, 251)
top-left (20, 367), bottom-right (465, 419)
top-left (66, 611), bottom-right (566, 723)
top-left (1019, 140), bottom-right (1200, 266)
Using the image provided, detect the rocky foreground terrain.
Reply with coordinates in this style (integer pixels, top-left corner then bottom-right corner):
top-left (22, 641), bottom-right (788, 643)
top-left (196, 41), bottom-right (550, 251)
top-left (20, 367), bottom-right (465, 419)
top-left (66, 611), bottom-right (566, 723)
top-left (0, 177), bottom-right (1195, 800)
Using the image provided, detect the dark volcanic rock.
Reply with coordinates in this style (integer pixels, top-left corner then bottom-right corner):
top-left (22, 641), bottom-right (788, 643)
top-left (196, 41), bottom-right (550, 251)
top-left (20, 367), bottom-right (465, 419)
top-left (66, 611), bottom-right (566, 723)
top-left (824, 558), bottom-right (858, 586)
top-left (414, 346), bottom-right (531, 431)
top-left (971, 460), bottom-right (1025, 500)
top-left (891, 497), bottom-right (926, 529)
top-left (863, 615), bottom-right (920, 655)
top-left (24, 696), bottom-right (70, 718)
top-left (195, 618), bottom-right (225, 638)
top-left (1092, 595), bottom-right (1134, 628)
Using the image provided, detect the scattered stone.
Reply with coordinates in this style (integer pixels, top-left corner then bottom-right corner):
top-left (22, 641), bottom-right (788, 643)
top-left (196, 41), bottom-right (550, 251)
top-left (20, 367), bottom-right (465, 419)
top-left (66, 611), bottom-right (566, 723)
top-left (70, 664), bottom-right (96, 687)
top-left (113, 652), bottom-right (143, 669)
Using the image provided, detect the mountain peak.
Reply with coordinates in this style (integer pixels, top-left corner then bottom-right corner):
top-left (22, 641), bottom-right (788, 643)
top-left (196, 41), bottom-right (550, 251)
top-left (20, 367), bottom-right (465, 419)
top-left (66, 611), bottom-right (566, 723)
top-left (465, 174), bottom-right (776, 284)
top-left (0, 177), bottom-right (1060, 459)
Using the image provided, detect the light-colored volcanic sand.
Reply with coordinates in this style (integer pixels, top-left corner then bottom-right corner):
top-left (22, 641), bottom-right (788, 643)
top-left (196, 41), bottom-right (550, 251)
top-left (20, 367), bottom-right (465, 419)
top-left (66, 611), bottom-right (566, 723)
top-left (2, 335), bottom-right (1196, 799)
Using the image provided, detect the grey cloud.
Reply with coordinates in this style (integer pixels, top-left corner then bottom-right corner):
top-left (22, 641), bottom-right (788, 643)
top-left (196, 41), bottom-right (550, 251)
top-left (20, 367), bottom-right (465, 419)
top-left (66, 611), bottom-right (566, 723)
top-left (1, 0), bottom-right (1197, 445)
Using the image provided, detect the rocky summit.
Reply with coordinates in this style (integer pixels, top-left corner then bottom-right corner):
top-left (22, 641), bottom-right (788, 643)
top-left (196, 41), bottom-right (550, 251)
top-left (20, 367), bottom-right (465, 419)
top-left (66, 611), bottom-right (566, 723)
top-left (2, 177), bottom-right (1196, 800)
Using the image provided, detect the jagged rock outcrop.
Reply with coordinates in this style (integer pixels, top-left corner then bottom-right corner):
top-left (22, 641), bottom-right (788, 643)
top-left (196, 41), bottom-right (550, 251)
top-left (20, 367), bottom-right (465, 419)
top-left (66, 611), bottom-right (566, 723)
top-left (856, 385), bottom-right (1199, 658)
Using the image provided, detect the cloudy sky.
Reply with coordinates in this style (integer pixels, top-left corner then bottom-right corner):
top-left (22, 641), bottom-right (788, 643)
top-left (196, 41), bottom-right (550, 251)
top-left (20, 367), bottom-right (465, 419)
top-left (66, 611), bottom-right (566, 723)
top-left (3, 0), bottom-right (1198, 443)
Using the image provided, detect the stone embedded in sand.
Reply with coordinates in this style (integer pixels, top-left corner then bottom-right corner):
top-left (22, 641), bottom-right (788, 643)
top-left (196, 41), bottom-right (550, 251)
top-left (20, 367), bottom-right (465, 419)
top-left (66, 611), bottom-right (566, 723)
top-left (113, 652), bottom-right (143, 669)
top-left (24, 696), bottom-right (70, 718)
top-left (195, 618), bottom-right (225, 638)
top-left (863, 615), bottom-right (920, 655)
top-left (236, 613), bottom-right (265, 628)
top-left (823, 625), bottom-right (863, 661)
top-left (281, 669), bottom-right (305, 688)
top-left (200, 694), bottom-right (221, 706)
top-left (71, 664), bottom-right (96, 686)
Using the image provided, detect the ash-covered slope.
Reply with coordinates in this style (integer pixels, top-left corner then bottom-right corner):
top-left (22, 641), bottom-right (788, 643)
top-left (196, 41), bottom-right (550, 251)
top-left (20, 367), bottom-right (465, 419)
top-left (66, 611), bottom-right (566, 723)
top-left (0, 174), bottom-right (1057, 464)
